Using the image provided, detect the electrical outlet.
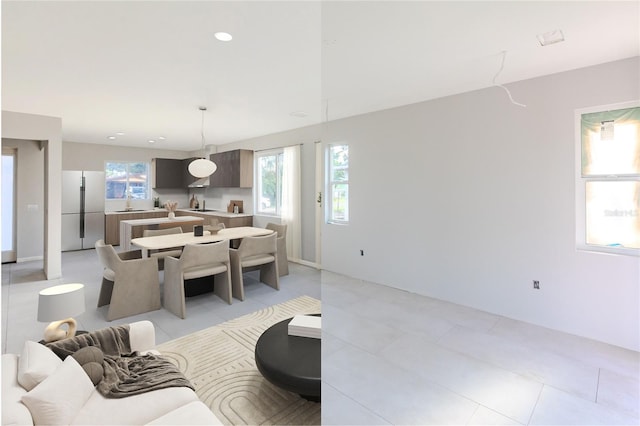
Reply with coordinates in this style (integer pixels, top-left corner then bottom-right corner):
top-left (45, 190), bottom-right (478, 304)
top-left (533, 280), bottom-right (540, 289)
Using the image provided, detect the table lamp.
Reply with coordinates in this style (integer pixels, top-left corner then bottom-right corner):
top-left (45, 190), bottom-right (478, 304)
top-left (37, 283), bottom-right (85, 343)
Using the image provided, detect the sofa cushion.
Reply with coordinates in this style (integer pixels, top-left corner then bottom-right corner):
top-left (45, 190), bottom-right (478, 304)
top-left (21, 356), bottom-right (94, 425)
top-left (71, 385), bottom-right (199, 425)
top-left (145, 401), bottom-right (223, 425)
top-left (2, 354), bottom-right (34, 426)
top-left (72, 346), bottom-right (104, 365)
top-left (82, 362), bottom-right (105, 386)
top-left (17, 340), bottom-right (62, 391)
top-left (72, 346), bottom-right (105, 385)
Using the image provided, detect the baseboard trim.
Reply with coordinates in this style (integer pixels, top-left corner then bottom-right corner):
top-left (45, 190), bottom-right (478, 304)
top-left (17, 256), bottom-right (44, 263)
top-left (290, 258), bottom-right (321, 270)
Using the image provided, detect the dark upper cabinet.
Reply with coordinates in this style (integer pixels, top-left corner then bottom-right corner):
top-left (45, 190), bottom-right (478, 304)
top-left (151, 158), bottom-right (184, 189)
top-left (182, 158), bottom-right (199, 187)
top-left (209, 149), bottom-right (253, 188)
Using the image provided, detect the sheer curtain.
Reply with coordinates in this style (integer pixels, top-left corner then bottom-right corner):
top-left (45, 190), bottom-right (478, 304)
top-left (281, 145), bottom-right (301, 262)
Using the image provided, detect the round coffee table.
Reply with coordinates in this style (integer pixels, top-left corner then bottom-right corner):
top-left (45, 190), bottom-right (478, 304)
top-left (254, 314), bottom-right (321, 402)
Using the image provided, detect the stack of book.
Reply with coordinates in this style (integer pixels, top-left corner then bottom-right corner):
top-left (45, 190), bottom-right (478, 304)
top-left (287, 315), bottom-right (321, 339)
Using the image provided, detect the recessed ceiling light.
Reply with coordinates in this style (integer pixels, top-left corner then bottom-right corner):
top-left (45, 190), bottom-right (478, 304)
top-left (116, 132), bottom-right (125, 136)
top-left (537, 30), bottom-right (565, 46)
top-left (148, 139), bottom-right (156, 144)
top-left (158, 136), bottom-right (166, 140)
top-left (290, 111), bottom-right (308, 118)
top-left (214, 32), bottom-right (233, 42)
top-left (107, 136), bottom-right (116, 140)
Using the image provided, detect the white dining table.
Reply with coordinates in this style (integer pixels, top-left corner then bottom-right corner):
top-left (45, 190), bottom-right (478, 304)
top-left (130, 226), bottom-right (274, 257)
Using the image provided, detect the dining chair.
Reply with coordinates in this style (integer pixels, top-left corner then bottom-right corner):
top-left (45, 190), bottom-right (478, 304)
top-left (94, 239), bottom-right (161, 321)
top-left (265, 222), bottom-right (289, 276)
top-left (229, 233), bottom-right (279, 301)
top-left (163, 241), bottom-right (232, 319)
top-left (142, 226), bottom-right (183, 269)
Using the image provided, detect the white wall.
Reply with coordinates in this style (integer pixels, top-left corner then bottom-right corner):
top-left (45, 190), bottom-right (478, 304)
top-left (221, 126), bottom-right (321, 264)
top-left (2, 111), bottom-right (63, 279)
top-left (2, 139), bottom-right (45, 262)
top-left (321, 57), bottom-right (640, 351)
top-left (62, 141), bottom-right (191, 211)
top-left (62, 142), bottom-right (261, 214)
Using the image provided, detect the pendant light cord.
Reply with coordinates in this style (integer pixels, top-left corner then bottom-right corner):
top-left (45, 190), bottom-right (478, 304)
top-left (200, 106), bottom-right (207, 158)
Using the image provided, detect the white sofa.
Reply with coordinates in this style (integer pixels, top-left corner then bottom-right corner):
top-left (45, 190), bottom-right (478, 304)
top-left (2, 321), bottom-right (222, 425)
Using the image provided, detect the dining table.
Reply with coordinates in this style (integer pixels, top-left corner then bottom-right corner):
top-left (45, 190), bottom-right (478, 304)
top-left (130, 226), bottom-right (274, 257)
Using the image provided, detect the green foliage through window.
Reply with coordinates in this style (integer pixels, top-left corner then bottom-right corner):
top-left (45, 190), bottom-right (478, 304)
top-left (256, 152), bottom-right (283, 215)
top-left (328, 144), bottom-right (349, 223)
top-left (105, 162), bottom-right (149, 200)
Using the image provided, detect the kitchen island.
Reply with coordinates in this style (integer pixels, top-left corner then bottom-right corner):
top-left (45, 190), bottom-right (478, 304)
top-left (104, 209), bottom-right (253, 246)
top-left (119, 215), bottom-right (204, 251)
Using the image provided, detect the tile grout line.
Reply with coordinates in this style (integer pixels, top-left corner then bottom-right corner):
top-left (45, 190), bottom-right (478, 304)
top-left (526, 383), bottom-right (545, 425)
top-left (595, 367), bottom-right (601, 403)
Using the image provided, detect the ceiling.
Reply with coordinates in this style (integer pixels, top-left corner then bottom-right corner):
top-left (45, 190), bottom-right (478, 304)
top-left (2, 1), bottom-right (638, 151)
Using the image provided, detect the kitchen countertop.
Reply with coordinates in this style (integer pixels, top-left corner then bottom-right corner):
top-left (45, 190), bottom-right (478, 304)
top-left (105, 209), bottom-right (167, 215)
top-left (105, 208), bottom-right (251, 217)
top-left (176, 209), bottom-right (252, 218)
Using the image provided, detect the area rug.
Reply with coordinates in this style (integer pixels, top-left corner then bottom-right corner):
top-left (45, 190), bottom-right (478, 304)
top-left (156, 296), bottom-right (321, 426)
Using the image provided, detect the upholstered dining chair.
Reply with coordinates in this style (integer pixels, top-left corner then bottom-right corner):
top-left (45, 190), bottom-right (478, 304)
top-left (265, 222), bottom-right (289, 276)
top-left (163, 241), bottom-right (232, 319)
top-left (94, 239), bottom-right (161, 321)
top-left (142, 226), bottom-right (183, 269)
top-left (229, 233), bottom-right (279, 301)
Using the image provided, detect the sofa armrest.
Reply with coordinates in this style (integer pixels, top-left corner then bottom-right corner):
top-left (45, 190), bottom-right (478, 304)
top-left (129, 321), bottom-right (156, 353)
top-left (2, 354), bottom-right (34, 426)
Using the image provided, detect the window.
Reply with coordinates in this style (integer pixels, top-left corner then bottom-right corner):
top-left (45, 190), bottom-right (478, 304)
top-left (105, 162), bottom-right (150, 200)
top-left (255, 150), bottom-right (284, 216)
top-left (577, 104), bottom-right (639, 255)
top-left (328, 144), bottom-right (349, 223)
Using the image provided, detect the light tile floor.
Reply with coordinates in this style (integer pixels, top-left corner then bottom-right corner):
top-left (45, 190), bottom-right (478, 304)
top-left (321, 271), bottom-right (640, 425)
top-left (3, 252), bottom-right (639, 425)
top-left (1, 249), bottom-right (320, 354)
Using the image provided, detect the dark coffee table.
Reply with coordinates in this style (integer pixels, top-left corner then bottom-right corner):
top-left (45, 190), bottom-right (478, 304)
top-left (254, 314), bottom-right (321, 402)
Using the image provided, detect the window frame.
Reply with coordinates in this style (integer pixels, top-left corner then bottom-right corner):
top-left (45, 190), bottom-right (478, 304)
top-left (105, 161), bottom-right (150, 201)
top-left (575, 101), bottom-right (640, 257)
top-left (327, 143), bottom-right (350, 225)
top-left (254, 149), bottom-right (284, 217)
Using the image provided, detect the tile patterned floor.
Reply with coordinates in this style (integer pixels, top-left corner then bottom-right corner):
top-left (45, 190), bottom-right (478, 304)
top-left (1, 249), bottom-right (320, 354)
top-left (3, 251), bottom-right (638, 425)
top-left (321, 271), bottom-right (640, 425)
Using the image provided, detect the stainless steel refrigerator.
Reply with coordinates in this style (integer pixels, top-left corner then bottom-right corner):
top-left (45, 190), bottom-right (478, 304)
top-left (61, 171), bottom-right (105, 251)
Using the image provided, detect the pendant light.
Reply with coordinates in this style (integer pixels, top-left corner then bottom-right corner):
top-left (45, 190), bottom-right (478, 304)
top-left (188, 106), bottom-right (217, 178)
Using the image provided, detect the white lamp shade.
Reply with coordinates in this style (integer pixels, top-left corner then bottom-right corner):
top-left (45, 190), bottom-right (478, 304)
top-left (37, 283), bottom-right (85, 322)
top-left (188, 158), bottom-right (217, 178)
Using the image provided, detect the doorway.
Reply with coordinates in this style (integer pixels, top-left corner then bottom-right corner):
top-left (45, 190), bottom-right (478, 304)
top-left (315, 141), bottom-right (322, 267)
top-left (2, 147), bottom-right (17, 263)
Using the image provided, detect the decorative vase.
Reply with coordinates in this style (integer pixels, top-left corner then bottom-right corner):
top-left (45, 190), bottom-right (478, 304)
top-left (168, 212), bottom-right (175, 219)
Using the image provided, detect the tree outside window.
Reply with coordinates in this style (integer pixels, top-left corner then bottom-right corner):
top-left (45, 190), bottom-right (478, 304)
top-left (328, 144), bottom-right (349, 223)
top-left (256, 152), bottom-right (283, 216)
top-left (105, 162), bottom-right (149, 200)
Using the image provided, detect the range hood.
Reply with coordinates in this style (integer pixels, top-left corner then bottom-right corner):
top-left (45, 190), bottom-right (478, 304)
top-left (188, 177), bottom-right (209, 188)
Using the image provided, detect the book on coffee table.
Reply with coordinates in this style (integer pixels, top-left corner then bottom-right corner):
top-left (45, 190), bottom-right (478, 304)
top-left (288, 315), bottom-right (321, 339)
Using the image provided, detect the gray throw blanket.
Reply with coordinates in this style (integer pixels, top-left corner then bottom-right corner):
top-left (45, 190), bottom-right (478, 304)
top-left (46, 325), bottom-right (194, 398)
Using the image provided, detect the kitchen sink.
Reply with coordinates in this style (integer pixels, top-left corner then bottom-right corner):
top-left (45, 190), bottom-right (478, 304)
top-left (115, 209), bottom-right (146, 212)
top-left (190, 209), bottom-right (218, 212)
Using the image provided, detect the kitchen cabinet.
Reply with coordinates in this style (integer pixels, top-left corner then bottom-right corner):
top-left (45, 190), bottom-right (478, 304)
top-left (182, 158), bottom-right (199, 187)
top-left (152, 157), bottom-right (206, 188)
top-left (209, 149), bottom-right (253, 188)
top-left (151, 158), bottom-right (184, 189)
top-left (104, 210), bottom-right (168, 245)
